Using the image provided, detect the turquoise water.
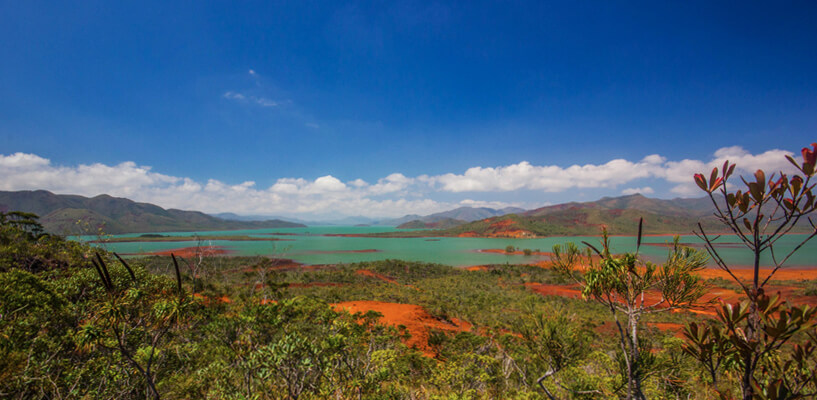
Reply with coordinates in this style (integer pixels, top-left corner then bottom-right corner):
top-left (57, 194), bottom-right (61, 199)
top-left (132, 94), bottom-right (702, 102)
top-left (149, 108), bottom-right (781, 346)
top-left (78, 226), bottom-right (817, 268)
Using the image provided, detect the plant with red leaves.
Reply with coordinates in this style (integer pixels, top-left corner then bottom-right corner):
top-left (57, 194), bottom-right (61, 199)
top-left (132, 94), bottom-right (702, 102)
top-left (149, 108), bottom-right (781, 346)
top-left (684, 143), bottom-right (817, 400)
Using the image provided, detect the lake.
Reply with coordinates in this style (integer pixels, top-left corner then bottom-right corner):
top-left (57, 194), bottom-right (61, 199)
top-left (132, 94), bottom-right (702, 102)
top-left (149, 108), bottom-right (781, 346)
top-left (78, 226), bottom-right (817, 268)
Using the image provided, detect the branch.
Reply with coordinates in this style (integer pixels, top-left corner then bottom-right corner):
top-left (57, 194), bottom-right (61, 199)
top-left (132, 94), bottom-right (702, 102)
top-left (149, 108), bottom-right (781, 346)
top-left (696, 224), bottom-right (751, 295)
top-left (711, 185), bottom-right (753, 246)
top-left (760, 228), bottom-right (817, 288)
top-left (537, 369), bottom-right (558, 400)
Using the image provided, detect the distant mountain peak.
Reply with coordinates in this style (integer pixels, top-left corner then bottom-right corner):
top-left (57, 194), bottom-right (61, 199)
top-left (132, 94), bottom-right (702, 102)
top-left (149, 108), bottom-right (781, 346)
top-left (377, 205), bottom-right (528, 226)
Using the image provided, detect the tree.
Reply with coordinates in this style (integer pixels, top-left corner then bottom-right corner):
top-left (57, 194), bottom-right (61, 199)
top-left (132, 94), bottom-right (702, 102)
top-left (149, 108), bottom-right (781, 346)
top-left (684, 143), bottom-right (817, 399)
top-left (78, 253), bottom-right (193, 400)
top-left (551, 223), bottom-right (709, 400)
top-left (0, 211), bottom-right (46, 240)
top-left (510, 305), bottom-right (594, 399)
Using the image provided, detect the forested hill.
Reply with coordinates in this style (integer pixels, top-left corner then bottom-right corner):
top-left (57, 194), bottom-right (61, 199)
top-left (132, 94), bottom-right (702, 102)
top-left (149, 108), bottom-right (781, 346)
top-left (0, 190), bottom-right (305, 234)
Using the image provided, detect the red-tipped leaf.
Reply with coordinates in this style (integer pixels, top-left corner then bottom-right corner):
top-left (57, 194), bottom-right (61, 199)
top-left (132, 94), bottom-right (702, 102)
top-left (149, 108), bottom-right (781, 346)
top-left (694, 174), bottom-right (708, 191)
top-left (709, 167), bottom-right (719, 189)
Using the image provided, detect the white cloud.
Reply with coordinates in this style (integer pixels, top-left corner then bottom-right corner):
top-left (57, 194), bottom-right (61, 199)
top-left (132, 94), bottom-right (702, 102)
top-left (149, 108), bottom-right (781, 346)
top-left (223, 91), bottom-right (281, 107)
top-left (0, 145), bottom-right (804, 218)
top-left (0, 152), bottom-right (50, 168)
top-left (663, 147), bottom-right (797, 196)
top-left (432, 154), bottom-right (665, 193)
top-left (622, 187), bottom-right (654, 195)
top-left (368, 173), bottom-right (414, 195)
top-left (457, 199), bottom-right (525, 209)
top-left (349, 178), bottom-right (368, 188)
top-left (254, 97), bottom-right (279, 107)
top-left (223, 91), bottom-right (245, 100)
top-left (312, 176), bottom-right (346, 192)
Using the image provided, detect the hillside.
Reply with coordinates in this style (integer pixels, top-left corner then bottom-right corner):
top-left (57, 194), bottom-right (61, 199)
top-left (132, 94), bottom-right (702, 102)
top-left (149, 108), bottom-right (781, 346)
top-left (524, 194), bottom-right (713, 218)
top-left (359, 194), bottom-right (724, 238)
top-left (0, 190), bottom-right (305, 234)
top-left (443, 194), bottom-right (723, 237)
top-left (380, 206), bottom-right (526, 226)
top-left (396, 217), bottom-right (468, 229)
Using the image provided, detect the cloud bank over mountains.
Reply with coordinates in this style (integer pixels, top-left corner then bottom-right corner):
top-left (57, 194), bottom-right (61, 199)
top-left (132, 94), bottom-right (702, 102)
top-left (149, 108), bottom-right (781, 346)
top-left (0, 146), bottom-right (799, 218)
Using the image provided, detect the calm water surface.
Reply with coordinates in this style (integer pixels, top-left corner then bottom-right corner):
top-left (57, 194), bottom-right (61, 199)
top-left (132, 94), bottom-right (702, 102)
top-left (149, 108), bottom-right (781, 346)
top-left (79, 226), bottom-right (817, 268)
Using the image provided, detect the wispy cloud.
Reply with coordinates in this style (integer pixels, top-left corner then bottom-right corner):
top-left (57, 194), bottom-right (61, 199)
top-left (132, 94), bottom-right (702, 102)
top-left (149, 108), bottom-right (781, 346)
top-left (0, 146), bottom-right (802, 217)
top-left (223, 91), bottom-right (282, 107)
top-left (223, 91), bottom-right (246, 101)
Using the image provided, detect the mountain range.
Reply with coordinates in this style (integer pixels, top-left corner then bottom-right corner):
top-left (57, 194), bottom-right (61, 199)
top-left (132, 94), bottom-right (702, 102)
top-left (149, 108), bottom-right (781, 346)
top-left (433, 194), bottom-right (722, 237)
top-left (383, 206), bottom-right (526, 227)
top-left (359, 193), bottom-right (726, 238)
top-left (3, 190), bottom-right (770, 238)
top-left (0, 190), bottom-right (305, 234)
top-left (214, 206), bottom-right (526, 227)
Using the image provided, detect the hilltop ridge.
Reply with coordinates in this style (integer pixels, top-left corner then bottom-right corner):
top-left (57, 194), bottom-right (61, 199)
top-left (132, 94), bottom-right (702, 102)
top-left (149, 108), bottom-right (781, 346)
top-left (0, 190), bottom-right (305, 234)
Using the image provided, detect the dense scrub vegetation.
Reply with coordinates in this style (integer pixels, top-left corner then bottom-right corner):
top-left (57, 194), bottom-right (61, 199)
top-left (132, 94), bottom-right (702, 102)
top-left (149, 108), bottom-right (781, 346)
top-left (0, 213), bottom-right (711, 399)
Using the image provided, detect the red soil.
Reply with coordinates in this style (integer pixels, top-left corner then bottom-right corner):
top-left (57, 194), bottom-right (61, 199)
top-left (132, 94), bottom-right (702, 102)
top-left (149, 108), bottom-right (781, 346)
top-left (457, 232), bottom-right (480, 238)
top-left (192, 293), bottom-right (232, 304)
top-left (356, 269), bottom-right (400, 285)
top-left (455, 218), bottom-right (537, 238)
top-left (464, 265), bottom-right (489, 271)
top-left (648, 322), bottom-right (685, 337)
top-left (491, 219), bottom-right (516, 228)
top-left (698, 267), bottom-right (817, 281)
top-left (524, 281), bottom-right (817, 316)
top-left (332, 301), bottom-right (472, 357)
top-left (524, 282), bottom-right (583, 299)
top-left (150, 246), bottom-right (232, 258)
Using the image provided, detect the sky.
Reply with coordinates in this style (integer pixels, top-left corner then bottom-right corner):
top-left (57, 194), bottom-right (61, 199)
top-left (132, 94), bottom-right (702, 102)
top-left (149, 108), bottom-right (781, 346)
top-left (1, 1), bottom-right (816, 219)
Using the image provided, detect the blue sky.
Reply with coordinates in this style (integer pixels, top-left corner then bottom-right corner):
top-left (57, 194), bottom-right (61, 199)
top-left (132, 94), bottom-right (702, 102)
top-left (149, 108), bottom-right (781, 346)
top-left (1, 1), bottom-right (816, 218)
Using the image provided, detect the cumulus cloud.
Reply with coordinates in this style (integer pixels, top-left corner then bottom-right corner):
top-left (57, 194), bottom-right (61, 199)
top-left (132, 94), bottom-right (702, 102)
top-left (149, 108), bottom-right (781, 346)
top-left (0, 153), bottom-right (453, 217)
top-left (622, 187), bottom-right (654, 195)
top-left (0, 145), bottom-right (804, 217)
top-left (457, 199), bottom-right (526, 209)
top-left (431, 155), bottom-right (665, 193)
top-left (368, 173), bottom-right (413, 195)
top-left (662, 147), bottom-right (797, 196)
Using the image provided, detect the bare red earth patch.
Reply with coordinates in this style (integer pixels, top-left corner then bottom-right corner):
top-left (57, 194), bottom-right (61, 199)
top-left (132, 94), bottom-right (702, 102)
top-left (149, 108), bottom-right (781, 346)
top-left (648, 322), bottom-right (685, 337)
top-left (355, 269), bottom-right (400, 285)
top-left (524, 281), bottom-right (817, 317)
top-left (332, 301), bottom-right (472, 357)
top-left (192, 293), bottom-right (232, 305)
top-left (150, 246), bottom-right (232, 258)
